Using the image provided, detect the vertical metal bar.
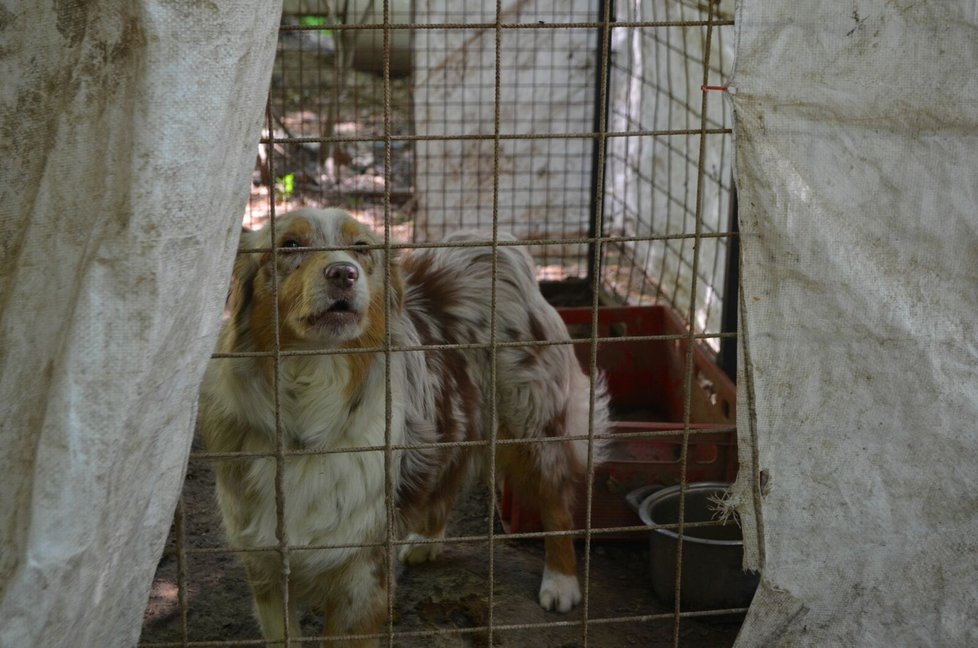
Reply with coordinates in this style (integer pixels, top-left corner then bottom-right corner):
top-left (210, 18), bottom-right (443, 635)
top-left (381, 3), bottom-right (397, 647)
top-left (315, 4), bottom-right (326, 206)
top-left (487, 2), bottom-right (503, 645)
top-left (586, 0), bottom-right (614, 288)
top-left (655, 0), bottom-right (677, 306)
top-left (582, 0), bottom-right (614, 645)
top-left (670, 2), bottom-right (696, 316)
top-left (265, 102), bottom-right (292, 648)
top-left (408, 0), bottom-right (419, 244)
top-left (673, 2), bottom-right (719, 646)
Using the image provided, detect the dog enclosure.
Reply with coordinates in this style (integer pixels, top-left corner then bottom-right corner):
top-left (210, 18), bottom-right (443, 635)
top-left (140, 1), bottom-right (742, 646)
top-left (5, 3), bottom-right (973, 647)
top-left (245, 0), bottom-right (736, 349)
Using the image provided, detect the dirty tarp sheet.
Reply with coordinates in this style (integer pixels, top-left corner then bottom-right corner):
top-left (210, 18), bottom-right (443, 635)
top-left (728, 2), bottom-right (978, 646)
top-left (0, 3), bottom-right (281, 647)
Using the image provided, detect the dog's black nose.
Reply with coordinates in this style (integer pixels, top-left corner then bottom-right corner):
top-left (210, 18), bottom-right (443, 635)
top-left (325, 262), bottom-right (359, 289)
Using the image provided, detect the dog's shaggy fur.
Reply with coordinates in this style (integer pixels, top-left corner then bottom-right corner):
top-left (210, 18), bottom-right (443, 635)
top-left (199, 208), bottom-right (610, 646)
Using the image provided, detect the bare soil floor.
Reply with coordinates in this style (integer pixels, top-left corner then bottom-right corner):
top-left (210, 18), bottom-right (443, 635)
top-left (139, 448), bottom-right (742, 648)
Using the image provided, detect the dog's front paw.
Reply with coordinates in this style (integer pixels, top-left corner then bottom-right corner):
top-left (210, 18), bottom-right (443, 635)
top-left (538, 566), bottom-right (581, 612)
top-left (398, 532), bottom-right (444, 565)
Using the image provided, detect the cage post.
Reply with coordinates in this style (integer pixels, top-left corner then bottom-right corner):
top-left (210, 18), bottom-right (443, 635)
top-left (586, 0), bottom-right (615, 290)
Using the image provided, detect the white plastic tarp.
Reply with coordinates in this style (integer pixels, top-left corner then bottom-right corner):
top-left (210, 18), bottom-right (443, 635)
top-left (728, 1), bottom-right (978, 646)
top-left (0, 3), bottom-right (281, 647)
top-left (2, 1), bottom-right (978, 647)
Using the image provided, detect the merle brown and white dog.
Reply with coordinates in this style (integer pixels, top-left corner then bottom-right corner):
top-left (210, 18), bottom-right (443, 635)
top-left (199, 208), bottom-right (609, 647)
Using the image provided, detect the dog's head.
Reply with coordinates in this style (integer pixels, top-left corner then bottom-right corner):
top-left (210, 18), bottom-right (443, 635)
top-left (226, 208), bottom-right (401, 352)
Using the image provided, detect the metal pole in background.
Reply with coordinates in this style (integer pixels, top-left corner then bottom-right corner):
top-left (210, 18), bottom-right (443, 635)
top-left (586, 0), bottom-right (614, 293)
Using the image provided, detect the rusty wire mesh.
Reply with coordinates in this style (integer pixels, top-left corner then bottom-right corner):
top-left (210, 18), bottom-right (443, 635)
top-left (139, 1), bottom-right (744, 647)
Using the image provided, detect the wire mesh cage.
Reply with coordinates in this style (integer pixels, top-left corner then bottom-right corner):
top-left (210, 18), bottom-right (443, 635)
top-left (602, 0), bottom-right (736, 343)
top-left (246, 0), bottom-right (417, 233)
top-left (140, 1), bottom-right (745, 647)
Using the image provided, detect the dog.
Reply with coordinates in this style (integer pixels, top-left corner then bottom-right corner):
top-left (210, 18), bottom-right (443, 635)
top-left (199, 207), bottom-right (610, 646)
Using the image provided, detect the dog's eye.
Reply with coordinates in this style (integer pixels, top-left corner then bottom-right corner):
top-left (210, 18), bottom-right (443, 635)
top-left (352, 240), bottom-right (371, 255)
top-left (280, 238), bottom-right (301, 249)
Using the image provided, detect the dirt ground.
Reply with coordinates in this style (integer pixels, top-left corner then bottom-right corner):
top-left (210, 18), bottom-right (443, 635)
top-left (139, 442), bottom-right (743, 648)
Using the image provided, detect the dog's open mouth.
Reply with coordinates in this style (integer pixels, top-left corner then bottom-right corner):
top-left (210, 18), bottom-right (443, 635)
top-left (328, 299), bottom-right (353, 314)
top-left (305, 300), bottom-right (360, 329)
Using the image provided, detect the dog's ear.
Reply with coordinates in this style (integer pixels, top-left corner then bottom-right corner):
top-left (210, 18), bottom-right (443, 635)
top-left (225, 229), bottom-right (263, 348)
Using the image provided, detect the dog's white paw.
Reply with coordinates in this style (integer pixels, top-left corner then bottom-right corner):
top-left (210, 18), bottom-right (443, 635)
top-left (538, 565), bottom-right (581, 613)
top-left (398, 532), bottom-right (444, 565)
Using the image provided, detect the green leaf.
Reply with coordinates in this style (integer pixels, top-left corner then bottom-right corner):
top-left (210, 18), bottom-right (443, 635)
top-left (297, 16), bottom-right (331, 35)
top-left (298, 16), bottom-right (327, 27)
top-left (275, 173), bottom-right (295, 200)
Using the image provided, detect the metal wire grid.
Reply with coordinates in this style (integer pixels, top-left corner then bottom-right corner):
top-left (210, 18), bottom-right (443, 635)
top-left (602, 0), bottom-right (736, 347)
top-left (246, 1), bottom-right (416, 231)
top-left (139, 1), bottom-right (742, 647)
top-left (412, 6), bottom-right (599, 279)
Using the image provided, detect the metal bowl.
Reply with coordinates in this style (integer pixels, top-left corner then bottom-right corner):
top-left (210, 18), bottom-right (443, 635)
top-left (636, 482), bottom-right (759, 610)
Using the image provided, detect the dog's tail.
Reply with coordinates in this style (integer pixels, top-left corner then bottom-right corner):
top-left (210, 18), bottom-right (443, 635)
top-left (563, 368), bottom-right (612, 471)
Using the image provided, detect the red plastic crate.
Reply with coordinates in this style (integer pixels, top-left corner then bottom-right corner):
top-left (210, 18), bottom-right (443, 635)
top-left (497, 305), bottom-right (737, 539)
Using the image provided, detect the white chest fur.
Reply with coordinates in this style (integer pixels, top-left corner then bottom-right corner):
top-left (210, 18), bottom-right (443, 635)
top-left (206, 353), bottom-right (406, 572)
